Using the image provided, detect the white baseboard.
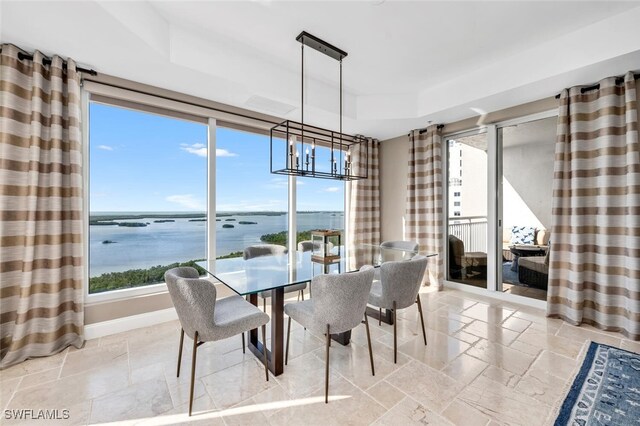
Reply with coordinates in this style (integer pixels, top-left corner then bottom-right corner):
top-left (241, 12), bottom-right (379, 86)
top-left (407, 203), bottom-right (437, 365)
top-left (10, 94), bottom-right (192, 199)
top-left (444, 280), bottom-right (547, 310)
top-left (84, 307), bottom-right (178, 340)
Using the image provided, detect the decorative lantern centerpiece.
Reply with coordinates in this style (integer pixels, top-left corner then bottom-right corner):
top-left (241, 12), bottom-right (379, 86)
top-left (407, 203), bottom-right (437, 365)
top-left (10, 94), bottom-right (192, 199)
top-left (311, 230), bottom-right (341, 263)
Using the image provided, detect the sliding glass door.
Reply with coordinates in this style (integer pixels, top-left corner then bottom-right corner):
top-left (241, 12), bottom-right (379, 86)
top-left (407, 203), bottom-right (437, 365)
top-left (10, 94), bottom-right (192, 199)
top-left (445, 113), bottom-right (557, 302)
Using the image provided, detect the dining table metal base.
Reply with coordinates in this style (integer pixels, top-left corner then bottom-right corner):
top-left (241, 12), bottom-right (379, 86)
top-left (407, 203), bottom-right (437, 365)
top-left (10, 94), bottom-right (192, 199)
top-left (331, 331), bottom-right (352, 345)
top-left (247, 289), bottom-right (285, 376)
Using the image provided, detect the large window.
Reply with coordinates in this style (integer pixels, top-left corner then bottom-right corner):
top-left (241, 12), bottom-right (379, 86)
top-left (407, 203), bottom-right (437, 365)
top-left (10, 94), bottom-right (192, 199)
top-left (215, 127), bottom-right (288, 257)
top-left (88, 101), bottom-right (208, 294)
top-left (87, 95), bottom-right (347, 297)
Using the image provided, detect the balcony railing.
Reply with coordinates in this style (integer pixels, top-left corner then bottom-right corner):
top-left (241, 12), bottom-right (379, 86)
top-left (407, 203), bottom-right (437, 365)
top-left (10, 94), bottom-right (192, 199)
top-left (448, 216), bottom-right (487, 252)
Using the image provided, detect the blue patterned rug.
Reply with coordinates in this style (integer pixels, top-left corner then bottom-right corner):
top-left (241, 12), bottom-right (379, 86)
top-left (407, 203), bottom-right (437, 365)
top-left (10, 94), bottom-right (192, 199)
top-left (555, 342), bottom-right (640, 425)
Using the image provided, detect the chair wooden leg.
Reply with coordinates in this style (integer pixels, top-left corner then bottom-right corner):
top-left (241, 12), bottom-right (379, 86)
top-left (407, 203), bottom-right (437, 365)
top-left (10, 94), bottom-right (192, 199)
top-left (285, 316), bottom-right (292, 365)
top-left (263, 298), bottom-right (266, 312)
top-left (301, 289), bottom-right (305, 301)
top-left (364, 313), bottom-right (375, 376)
top-left (325, 324), bottom-right (331, 404)
top-left (392, 301), bottom-right (397, 364)
top-left (416, 295), bottom-right (427, 346)
top-left (189, 331), bottom-right (199, 416)
top-left (379, 308), bottom-right (382, 326)
top-left (261, 324), bottom-right (269, 382)
top-left (242, 332), bottom-right (246, 354)
top-left (177, 328), bottom-right (184, 377)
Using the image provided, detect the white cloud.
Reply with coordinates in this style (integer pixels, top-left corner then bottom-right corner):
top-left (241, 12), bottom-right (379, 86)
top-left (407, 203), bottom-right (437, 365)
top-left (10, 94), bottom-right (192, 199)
top-left (180, 143), bottom-right (238, 158)
top-left (216, 148), bottom-right (238, 157)
top-left (166, 194), bottom-right (206, 211)
top-left (180, 143), bottom-right (207, 158)
top-left (323, 187), bottom-right (340, 193)
top-left (97, 145), bottom-right (113, 151)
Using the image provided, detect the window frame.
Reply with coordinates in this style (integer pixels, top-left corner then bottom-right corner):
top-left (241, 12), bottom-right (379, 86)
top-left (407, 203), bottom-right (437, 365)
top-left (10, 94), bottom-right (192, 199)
top-left (82, 82), bottom-right (348, 304)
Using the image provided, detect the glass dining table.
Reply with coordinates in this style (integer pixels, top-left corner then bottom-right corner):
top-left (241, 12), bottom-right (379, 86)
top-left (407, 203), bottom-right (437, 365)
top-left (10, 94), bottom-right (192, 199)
top-left (197, 244), bottom-right (436, 376)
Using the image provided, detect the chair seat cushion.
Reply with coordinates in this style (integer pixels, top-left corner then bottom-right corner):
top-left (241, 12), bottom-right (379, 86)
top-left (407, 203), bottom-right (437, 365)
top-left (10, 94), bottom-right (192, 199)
top-left (284, 300), bottom-right (324, 334)
top-left (211, 295), bottom-right (270, 341)
top-left (519, 256), bottom-right (548, 274)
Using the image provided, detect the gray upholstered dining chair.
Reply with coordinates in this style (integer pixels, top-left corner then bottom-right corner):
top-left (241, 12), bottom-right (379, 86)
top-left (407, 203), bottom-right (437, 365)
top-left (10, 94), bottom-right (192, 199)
top-left (368, 255), bottom-right (429, 363)
top-left (380, 240), bottom-right (419, 262)
top-left (297, 240), bottom-right (334, 253)
top-left (374, 240), bottom-right (420, 282)
top-left (244, 244), bottom-right (307, 310)
top-left (380, 240), bottom-right (420, 252)
top-left (165, 267), bottom-right (270, 416)
top-left (284, 266), bottom-right (376, 403)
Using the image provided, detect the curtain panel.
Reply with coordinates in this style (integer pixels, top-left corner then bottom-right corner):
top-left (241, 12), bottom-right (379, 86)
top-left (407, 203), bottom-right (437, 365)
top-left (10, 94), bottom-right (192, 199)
top-left (547, 72), bottom-right (639, 340)
top-left (0, 44), bottom-right (85, 368)
top-left (405, 126), bottom-right (444, 289)
top-left (348, 138), bottom-right (380, 265)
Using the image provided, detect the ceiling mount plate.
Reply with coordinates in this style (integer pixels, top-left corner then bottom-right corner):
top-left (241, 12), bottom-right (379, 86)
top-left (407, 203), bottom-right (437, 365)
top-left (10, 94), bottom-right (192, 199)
top-left (296, 31), bottom-right (347, 61)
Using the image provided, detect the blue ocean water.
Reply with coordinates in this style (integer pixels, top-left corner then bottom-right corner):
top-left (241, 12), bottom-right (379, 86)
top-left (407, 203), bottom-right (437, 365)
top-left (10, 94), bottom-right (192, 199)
top-left (89, 211), bottom-right (343, 276)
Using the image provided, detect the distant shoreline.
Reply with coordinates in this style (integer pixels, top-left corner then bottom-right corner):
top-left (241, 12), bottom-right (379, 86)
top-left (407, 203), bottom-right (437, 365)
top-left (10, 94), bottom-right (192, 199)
top-left (90, 211), bottom-right (342, 222)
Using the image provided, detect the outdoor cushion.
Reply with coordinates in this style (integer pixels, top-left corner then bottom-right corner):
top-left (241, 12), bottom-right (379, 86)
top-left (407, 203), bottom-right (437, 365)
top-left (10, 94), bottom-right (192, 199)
top-left (510, 226), bottom-right (536, 245)
top-left (519, 256), bottom-right (548, 274)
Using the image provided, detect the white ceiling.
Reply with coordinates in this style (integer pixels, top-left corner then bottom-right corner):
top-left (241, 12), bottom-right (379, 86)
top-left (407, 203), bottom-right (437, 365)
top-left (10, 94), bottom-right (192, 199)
top-left (2, 1), bottom-right (640, 139)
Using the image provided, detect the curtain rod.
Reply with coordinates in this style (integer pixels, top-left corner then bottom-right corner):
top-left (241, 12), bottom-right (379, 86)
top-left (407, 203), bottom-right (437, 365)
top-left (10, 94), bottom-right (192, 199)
top-left (84, 78), bottom-right (282, 126)
top-left (554, 72), bottom-right (640, 99)
top-left (11, 47), bottom-right (279, 127)
top-left (16, 52), bottom-right (97, 76)
top-left (407, 124), bottom-right (445, 137)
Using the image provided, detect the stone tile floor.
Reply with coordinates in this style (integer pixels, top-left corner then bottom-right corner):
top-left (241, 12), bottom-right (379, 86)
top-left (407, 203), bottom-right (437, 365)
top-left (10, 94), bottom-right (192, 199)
top-left (2, 288), bottom-right (638, 425)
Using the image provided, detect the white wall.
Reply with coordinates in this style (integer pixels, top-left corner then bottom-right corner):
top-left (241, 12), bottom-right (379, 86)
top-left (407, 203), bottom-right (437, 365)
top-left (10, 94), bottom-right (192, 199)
top-left (501, 117), bottom-right (557, 230)
top-left (379, 134), bottom-right (410, 242)
top-left (459, 144), bottom-right (488, 218)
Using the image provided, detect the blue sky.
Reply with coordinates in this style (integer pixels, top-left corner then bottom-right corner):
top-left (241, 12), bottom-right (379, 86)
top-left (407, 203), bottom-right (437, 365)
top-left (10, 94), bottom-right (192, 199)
top-left (89, 103), bottom-right (344, 212)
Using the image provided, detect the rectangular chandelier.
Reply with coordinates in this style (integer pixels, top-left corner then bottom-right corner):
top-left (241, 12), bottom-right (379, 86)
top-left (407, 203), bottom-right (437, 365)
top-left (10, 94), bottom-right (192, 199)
top-left (270, 31), bottom-right (370, 181)
top-left (270, 120), bottom-right (368, 181)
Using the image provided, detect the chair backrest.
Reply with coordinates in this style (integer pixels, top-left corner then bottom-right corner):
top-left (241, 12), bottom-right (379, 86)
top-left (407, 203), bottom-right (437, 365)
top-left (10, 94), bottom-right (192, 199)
top-left (243, 244), bottom-right (288, 260)
top-left (380, 240), bottom-right (419, 262)
top-left (309, 266), bottom-right (375, 334)
top-left (379, 255), bottom-right (429, 310)
top-left (297, 241), bottom-right (314, 252)
top-left (448, 235), bottom-right (465, 267)
top-left (164, 267), bottom-right (217, 341)
top-left (381, 240), bottom-right (419, 252)
top-left (297, 240), bottom-right (334, 253)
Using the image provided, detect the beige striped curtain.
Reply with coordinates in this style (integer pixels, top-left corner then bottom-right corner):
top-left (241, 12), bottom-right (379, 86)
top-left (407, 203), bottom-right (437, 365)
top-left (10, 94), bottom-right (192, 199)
top-left (1, 45), bottom-right (84, 368)
top-left (405, 126), bottom-right (444, 289)
top-left (348, 138), bottom-right (380, 265)
top-left (547, 72), bottom-right (639, 340)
